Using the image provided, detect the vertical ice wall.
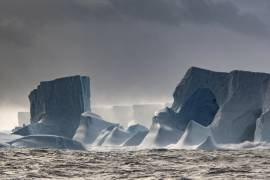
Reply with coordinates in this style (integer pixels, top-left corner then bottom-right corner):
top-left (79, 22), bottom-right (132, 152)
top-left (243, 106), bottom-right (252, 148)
top-left (14, 76), bottom-right (91, 138)
top-left (158, 67), bottom-right (270, 145)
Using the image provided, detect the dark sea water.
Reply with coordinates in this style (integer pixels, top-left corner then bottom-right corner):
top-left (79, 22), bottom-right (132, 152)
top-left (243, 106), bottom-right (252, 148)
top-left (0, 148), bottom-right (269, 179)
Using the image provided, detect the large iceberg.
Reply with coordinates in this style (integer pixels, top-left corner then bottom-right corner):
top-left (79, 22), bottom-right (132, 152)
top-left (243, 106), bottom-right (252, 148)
top-left (179, 67), bottom-right (267, 144)
top-left (13, 75), bottom-right (90, 138)
top-left (143, 67), bottom-right (270, 147)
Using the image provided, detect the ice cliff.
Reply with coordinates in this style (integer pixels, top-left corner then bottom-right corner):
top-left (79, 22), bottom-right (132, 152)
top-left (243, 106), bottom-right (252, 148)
top-left (13, 76), bottom-right (90, 138)
top-left (142, 67), bottom-right (270, 148)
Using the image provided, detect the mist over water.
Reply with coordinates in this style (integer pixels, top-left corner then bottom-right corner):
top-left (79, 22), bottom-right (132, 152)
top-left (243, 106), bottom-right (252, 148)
top-left (0, 101), bottom-right (168, 131)
top-left (0, 104), bottom-right (27, 131)
top-left (92, 103), bottom-right (166, 128)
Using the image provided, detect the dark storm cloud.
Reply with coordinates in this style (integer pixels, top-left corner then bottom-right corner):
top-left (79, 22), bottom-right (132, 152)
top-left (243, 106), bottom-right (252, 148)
top-left (74, 0), bottom-right (270, 37)
top-left (0, 0), bottom-right (268, 46)
top-left (103, 0), bottom-right (269, 36)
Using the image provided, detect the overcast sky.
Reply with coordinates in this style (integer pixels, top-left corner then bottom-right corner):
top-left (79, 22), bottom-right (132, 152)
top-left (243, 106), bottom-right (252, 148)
top-left (1, 0), bottom-right (270, 130)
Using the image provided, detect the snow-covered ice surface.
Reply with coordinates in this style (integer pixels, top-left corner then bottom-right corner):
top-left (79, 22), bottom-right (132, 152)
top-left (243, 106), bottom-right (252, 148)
top-left (73, 112), bottom-right (116, 145)
top-left (1, 148), bottom-right (270, 179)
top-left (92, 123), bottom-right (148, 147)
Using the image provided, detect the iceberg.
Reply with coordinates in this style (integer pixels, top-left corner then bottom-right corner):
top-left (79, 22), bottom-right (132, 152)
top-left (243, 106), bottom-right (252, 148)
top-left (13, 75), bottom-right (90, 138)
top-left (168, 67), bottom-right (270, 144)
top-left (141, 67), bottom-right (270, 147)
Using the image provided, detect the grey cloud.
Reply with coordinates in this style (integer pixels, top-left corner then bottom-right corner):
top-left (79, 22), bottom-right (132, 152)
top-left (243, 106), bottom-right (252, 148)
top-left (0, 17), bottom-right (30, 46)
top-left (78, 0), bottom-right (269, 36)
top-left (186, 0), bottom-right (270, 36)
top-left (0, 0), bottom-right (268, 46)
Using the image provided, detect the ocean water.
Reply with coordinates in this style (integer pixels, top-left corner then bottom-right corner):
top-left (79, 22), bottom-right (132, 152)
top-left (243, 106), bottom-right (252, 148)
top-left (0, 148), bottom-right (270, 179)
